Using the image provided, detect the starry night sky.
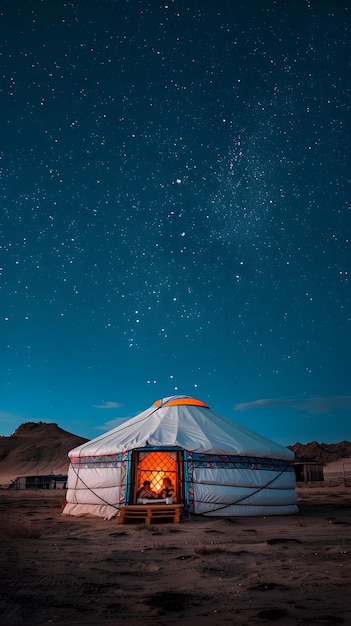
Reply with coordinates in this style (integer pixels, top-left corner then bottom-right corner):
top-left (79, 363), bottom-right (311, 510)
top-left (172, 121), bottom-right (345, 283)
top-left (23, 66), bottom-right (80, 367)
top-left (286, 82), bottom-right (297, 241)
top-left (1, 1), bottom-right (350, 444)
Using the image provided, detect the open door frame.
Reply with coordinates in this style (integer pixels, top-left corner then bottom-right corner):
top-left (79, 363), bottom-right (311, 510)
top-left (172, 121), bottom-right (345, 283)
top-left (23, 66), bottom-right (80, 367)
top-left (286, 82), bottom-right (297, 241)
top-left (130, 449), bottom-right (184, 504)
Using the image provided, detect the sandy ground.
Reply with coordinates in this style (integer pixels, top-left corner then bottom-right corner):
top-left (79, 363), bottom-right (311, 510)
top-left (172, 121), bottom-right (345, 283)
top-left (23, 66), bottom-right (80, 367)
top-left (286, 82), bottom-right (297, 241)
top-left (0, 488), bottom-right (350, 626)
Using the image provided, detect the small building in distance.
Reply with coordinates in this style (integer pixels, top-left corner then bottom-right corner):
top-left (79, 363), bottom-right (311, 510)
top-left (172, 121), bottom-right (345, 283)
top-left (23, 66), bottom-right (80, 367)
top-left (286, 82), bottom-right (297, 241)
top-left (10, 474), bottom-right (67, 490)
top-left (294, 462), bottom-right (324, 483)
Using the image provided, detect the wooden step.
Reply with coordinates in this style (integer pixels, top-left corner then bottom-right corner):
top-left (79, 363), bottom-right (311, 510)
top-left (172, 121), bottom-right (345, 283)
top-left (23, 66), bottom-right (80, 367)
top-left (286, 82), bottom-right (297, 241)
top-left (117, 504), bottom-right (183, 525)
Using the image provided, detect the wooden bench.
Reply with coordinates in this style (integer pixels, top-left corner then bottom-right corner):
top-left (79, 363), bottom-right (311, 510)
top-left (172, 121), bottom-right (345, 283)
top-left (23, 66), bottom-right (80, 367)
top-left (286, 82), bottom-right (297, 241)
top-left (117, 504), bottom-right (183, 525)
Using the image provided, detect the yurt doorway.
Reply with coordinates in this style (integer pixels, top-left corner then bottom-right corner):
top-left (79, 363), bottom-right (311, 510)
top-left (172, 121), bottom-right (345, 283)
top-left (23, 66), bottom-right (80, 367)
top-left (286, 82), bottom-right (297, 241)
top-left (132, 450), bottom-right (182, 503)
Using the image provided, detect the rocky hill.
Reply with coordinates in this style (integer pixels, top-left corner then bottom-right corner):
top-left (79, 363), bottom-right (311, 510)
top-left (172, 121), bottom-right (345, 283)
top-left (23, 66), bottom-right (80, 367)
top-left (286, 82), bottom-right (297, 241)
top-left (0, 422), bottom-right (88, 486)
top-left (288, 440), bottom-right (351, 463)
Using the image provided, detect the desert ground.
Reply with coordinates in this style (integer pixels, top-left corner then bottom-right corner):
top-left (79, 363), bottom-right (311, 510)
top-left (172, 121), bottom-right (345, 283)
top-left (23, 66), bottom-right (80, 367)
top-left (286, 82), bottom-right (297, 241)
top-left (0, 485), bottom-right (350, 626)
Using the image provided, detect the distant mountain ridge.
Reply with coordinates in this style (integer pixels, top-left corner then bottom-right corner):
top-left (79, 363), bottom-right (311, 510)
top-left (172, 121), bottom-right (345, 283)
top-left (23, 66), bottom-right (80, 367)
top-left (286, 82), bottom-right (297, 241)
top-left (0, 421), bottom-right (88, 485)
top-left (0, 422), bottom-right (350, 485)
top-left (288, 440), bottom-right (351, 463)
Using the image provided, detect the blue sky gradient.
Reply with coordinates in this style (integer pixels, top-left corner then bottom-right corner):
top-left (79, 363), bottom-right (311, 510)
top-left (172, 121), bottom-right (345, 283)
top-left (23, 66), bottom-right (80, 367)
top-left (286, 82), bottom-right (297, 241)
top-left (1, 1), bottom-right (350, 445)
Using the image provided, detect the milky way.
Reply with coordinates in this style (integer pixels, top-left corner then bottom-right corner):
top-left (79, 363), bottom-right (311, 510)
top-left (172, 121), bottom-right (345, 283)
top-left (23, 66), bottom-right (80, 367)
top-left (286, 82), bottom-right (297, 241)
top-left (1, 1), bottom-right (350, 443)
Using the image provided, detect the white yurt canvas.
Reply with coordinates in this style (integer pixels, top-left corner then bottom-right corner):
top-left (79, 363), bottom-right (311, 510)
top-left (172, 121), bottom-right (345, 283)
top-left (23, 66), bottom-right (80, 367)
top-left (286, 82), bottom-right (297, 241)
top-left (62, 395), bottom-right (298, 520)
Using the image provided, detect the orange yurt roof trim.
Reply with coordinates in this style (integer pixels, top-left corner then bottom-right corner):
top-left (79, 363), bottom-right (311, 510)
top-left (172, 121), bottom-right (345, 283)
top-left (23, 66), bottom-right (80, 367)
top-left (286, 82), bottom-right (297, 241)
top-left (153, 396), bottom-right (210, 408)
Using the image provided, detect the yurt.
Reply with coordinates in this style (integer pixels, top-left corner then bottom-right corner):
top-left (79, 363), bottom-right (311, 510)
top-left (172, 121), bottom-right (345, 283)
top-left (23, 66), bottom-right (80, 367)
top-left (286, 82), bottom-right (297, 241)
top-left (62, 395), bottom-right (298, 520)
